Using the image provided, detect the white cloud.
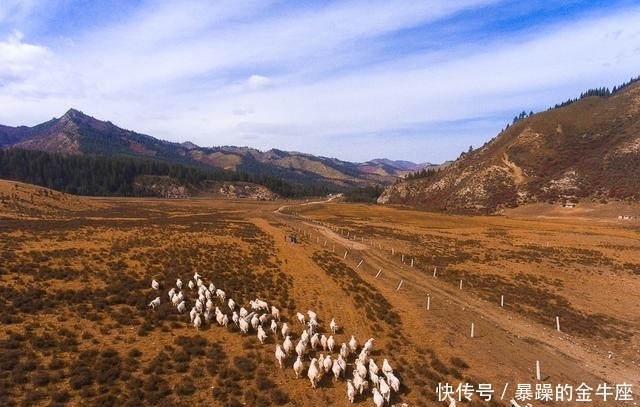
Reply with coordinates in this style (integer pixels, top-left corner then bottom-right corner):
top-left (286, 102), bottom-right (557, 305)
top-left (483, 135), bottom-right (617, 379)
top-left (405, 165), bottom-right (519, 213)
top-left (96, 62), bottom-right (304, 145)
top-left (0, 30), bottom-right (51, 80)
top-left (1, 1), bottom-right (639, 162)
top-left (246, 74), bottom-right (271, 90)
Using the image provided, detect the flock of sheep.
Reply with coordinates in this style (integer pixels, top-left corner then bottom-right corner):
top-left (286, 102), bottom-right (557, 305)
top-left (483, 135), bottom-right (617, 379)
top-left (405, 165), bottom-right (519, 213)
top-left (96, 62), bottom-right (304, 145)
top-left (148, 273), bottom-right (406, 406)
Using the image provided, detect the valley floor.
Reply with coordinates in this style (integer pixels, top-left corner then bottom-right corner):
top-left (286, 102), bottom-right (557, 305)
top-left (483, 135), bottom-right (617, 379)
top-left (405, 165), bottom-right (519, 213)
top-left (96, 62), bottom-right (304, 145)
top-left (0, 190), bottom-right (638, 406)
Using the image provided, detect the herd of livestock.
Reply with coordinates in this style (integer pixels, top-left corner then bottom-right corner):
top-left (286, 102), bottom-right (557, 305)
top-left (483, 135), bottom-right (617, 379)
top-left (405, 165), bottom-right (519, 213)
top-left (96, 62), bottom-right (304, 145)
top-left (148, 273), bottom-right (406, 406)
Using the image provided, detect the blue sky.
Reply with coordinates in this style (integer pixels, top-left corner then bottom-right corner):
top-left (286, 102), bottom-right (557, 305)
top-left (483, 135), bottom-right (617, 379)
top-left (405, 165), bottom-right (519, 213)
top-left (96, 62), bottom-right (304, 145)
top-left (1, 1), bottom-right (639, 163)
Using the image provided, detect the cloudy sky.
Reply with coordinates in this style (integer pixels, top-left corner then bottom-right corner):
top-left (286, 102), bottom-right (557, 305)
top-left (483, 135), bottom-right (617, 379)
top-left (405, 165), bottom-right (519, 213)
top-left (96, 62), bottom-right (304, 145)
top-left (1, 1), bottom-right (639, 163)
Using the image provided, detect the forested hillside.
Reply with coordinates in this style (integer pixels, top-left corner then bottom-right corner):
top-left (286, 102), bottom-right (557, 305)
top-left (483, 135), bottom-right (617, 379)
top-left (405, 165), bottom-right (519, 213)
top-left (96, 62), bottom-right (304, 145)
top-left (0, 149), bottom-right (341, 198)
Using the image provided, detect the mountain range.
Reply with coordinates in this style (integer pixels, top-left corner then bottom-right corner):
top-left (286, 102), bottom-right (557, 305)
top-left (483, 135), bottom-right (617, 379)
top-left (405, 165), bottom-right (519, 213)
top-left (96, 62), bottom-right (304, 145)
top-left (2, 76), bottom-right (639, 210)
top-left (0, 109), bottom-right (432, 191)
top-left (378, 78), bottom-right (640, 212)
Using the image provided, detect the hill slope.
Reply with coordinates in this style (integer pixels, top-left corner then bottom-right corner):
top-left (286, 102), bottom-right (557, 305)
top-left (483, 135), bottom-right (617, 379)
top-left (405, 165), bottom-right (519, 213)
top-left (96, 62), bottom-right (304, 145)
top-left (0, 180), bottom-right (105, 219)
top-left (378, 80), bottom-right (640, 212)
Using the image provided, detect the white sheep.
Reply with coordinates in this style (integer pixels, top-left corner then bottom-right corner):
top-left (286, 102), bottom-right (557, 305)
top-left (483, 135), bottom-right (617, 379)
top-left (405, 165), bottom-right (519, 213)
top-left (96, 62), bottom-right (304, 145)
top-left (167, 287), bottom-right (176, 301)
top-left (271, 305), bottom-right (280, 321)
top-left (362, 337), bottom-right (374, 354)
top-left (346, 379), bottom-right (356, 403)
top-left (295, 339), bottom-right (306, 357)
top-left (382, 358), bottom-right (393, 375)
top-left (323, 354), bottom-right (332, 373)
top-left (148, 296), bottom-right (161, 309)
top-left (215, 288), bottom-right (225, 301)
top-left (275, 344), bottom-right (286, 368)
top-left (171, 293), bottom-right (181, 307)
top-left (232, 311), bottom-right (239, 325)
top-left (307, 309), bottom-right (317, 322)
top-left (283, 335), bottom-right (294, 355)
top-left (368, 359), bottom-right (379, 375)
top-left (357, 349), bottom-right (368, 365)
top-left (188, 280), bottom-right (195, 290)
top-left (250, 314), bottom-right (260, 330)
top-left (239, 307), bottom-right (248, 318)
top-left (352, 370), bottom-right (368, 395)
top-left (190, 307), bottom-right (197, 323)
top-left (281, 322), bottom-right (290, 338)
top-left (310, 333), bottom-right (320, 350)
top-left (337, 354), bottom-right (347, 373)
top-left (327, 335), bottom-right (336, 352)
top-left (176, 300), bottom-right (186, 313)
top-left (379, 377), bottom-right (391, 403)
top-left (216, 310), bottom-right (225, 326)
top-left (176, 278), bottom-right (183, 289)
top-left (372, 387), bottom-right (385, 407)
top-left (307, 358), bottom-right (320, 388)
top-left (228, 298), bottom-right (236, 311)
top-left (151, 279), bottom-right (159, 290)
top-left (340, 342), bottom-right (349, 359)
top-left (300, 330), bottom-right (309, 344)
top-left (332, 358), bottom-right (343, 381)
top-left (239, 317), bottom-right (249, 334)
top-left (354, 359), bottom-right (367, 379)
top-left (270, 319), bottom-right (278, 335)
top-left (320, 334), bottom-right (328, 351)
top-left (369, 370), bottom-right (379, 388)
top-left (296, 312), bottom-right (306, 325)
top-left (330, 318), bottom-right (338, 334)
top-left (193, 314), bottom-right (202, 330)
top-left (193, 271), bottom-right (201, 281)
top-left (307, 319), bottom-right (318, 335)
top-left (257, 325), bottom-right (267, 344)
top-left (385, 371), bottom-right (400, 393)
top-left (293, 356), bottom-right (303, 379)
top-left (204, 309), bottom-right (212, 324)
top-left (208, 282), bottom-right (215, 293)
top-left (317, 354), bottom-right (325, 375)
top-left (348, 335), bottom-right (358, 353)
top-left (250, 298), bottom-right (268, 311)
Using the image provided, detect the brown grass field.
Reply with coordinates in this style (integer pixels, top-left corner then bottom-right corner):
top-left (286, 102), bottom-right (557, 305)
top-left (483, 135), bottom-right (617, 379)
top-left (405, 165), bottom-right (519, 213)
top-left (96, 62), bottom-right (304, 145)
top-left (0, 180), bottom-right (638, 407)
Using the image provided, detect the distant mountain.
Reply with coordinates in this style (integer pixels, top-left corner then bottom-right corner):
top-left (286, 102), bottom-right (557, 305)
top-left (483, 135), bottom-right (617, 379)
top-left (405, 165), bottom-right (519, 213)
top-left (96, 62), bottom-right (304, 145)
top-left (368, 158), bottom-right (433, 171)
top-left (0, 109), bottom-right (429, 193)
top-left (378, 78), bottom-right (640, 213)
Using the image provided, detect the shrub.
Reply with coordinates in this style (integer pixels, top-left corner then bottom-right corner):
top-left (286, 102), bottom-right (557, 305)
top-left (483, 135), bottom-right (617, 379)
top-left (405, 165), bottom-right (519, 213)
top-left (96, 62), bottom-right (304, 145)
top-left (32, 371), bottom-right (51, 386)
top-left (48, 358), bottom-right (66, 370)
top-left (233, 356), bottom-right (255, 379)
top-left (52, 390), bottom-right (71, 403)
top-left (270, 388), bottom-right (290, 405)
top-left (255, 372), bottom-right (274, 391)
top-left (177, 379), bottom-right (197, 396)
top-left (450, 356), bottom-right (469, 370)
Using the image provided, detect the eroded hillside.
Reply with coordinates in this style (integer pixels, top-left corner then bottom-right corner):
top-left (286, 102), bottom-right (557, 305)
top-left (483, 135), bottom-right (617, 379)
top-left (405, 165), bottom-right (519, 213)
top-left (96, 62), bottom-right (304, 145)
top-left (379, 81), bottom-right (640, 213)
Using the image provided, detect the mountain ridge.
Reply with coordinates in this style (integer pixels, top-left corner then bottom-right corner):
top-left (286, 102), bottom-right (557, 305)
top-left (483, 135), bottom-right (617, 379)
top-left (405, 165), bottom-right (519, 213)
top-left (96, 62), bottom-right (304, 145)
top-left (0, 109), bottom-right (434, 192)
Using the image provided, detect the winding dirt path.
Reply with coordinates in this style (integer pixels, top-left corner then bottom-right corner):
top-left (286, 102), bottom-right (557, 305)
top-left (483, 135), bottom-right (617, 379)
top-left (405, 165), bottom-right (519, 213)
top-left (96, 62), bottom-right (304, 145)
top-left (272, 201), bottom-right (639, 404)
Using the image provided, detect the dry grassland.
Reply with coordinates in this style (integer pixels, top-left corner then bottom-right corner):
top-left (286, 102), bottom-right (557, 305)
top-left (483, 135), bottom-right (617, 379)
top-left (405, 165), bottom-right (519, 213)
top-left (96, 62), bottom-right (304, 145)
top-left (0, 182), bottom-right (638, 406)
